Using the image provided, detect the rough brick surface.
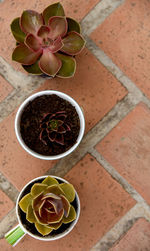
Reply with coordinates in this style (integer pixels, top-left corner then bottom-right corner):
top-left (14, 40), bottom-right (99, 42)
top-left (91, 0), bottom-right (150, 98)
top-left (110, 218), bottom-right (150, 251)
top-left (0, 190), bottom-right (14, 221)
top-left (0, 110), bottom-right (57, 191)
top-left (37, 48), bottom-right (127, 132)
top-left (96, 103), bottom-right (150, 205)
top-left (0, 76), bottom-right (13, 103)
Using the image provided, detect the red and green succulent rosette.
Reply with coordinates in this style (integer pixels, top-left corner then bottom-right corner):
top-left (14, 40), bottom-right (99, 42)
top-left (19, 176), bottom-right (77, 236)
top-left (39, 111), bottom-right (71, 146)
top-left (10, 2), bottom-right (86, 78)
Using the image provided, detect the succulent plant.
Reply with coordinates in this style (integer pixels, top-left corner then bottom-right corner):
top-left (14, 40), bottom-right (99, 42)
top-left (19, 176), bottom-right (77, 236)
top-left (39, 111), bottom-right (71, 145)
top-left (10, 2), bottom-right (86, 78)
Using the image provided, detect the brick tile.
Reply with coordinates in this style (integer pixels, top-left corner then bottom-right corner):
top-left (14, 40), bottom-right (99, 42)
top-left (0, 76), bottom-right (13, 103)
top-left (110, 218), bottom-right (150, 251)
top-left (90, 0), bottom-right (150, 98)
top-left (0, 0), bottom-right (99, 72)
top-left (0, 154), bottom-right (135, 251)
top-left (0, 110), bottom-right (57, 191)
top-left (37, 48), bottom-right (127, 132)
top-left (96, 103), bottom-right (150, 205)
top-left (0, 190), bottom-right (14, 220)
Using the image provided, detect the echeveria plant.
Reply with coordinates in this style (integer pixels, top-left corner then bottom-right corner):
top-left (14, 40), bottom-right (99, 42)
top-left (10, 2), bottom-right (86, 78)
top-left (39, 111), bottom-right (71, 146)
top-left (19, 176), bottom-right (76, 236)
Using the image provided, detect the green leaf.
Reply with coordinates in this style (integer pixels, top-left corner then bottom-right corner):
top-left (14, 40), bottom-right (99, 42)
top-left (43, 2), bottom-right (65, 25)
top-left (62, 31), bottom-right (86, 56)
top-left (12, 44), bottom-right (42, 65)
top-left (10, 17), bottom-right (26, 43)
top-left (48, 220), bottom-right (63, 230)
top-left (20, 10), bottom-right (43, 34)
top-left (59, 183), bottom-right (75, 202)
top-left (39, 50), bottom-right (62, 76)
top-left (60, 195), bottom-right (71, 217)
top-left (56, 53), bottom-right (76, 78)
top-left (26, 204), bottom-right (37, 223)
top-left (19, 193), bottom-right (32, 213)
top-left (22, 60), bottom-right (43, 75)
top-left (31, 183), bottom-right (47, 197)
top-left (63, 205), bottom-right (76, 223)
top-left (67, 17), bottom-right (81, 33)
top-left (35, 222), bottom-right (53, 236)
top-left (44, 184), bottom-right (65, 196)
top-left (42, 176), bottom-right (59, 186)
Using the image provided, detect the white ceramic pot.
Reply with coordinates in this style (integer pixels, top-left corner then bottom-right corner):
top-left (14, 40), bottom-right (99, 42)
top-left (5, 175), bottom-right (80, 246)
top-left (15, 90), bottom-right (85, 160)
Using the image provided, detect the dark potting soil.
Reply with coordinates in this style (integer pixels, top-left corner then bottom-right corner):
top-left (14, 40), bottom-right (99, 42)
top-left (20, 94), bottom-right (80, 156)
top-left (18, 177), bottom-right (79, 238)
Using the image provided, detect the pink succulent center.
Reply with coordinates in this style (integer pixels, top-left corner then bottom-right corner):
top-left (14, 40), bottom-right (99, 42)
top-left (42, 37), bottom-right (54, 48)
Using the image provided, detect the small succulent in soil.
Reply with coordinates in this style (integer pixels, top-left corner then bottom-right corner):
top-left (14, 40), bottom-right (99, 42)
top-left (39, 111), bottom-right (71, 146)
top-left (10, 2), bottom-right (85, 78)
top-left (19, 176), bottom-right (76, 236)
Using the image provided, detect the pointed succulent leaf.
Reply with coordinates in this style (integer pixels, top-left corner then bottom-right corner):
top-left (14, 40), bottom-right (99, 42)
top-left (35, 222), bottom-right (53, 236)
top-left (63, 205), bottom-right (76, 223)
top-left (20, 10), bottom-right (43, 34)
top-left (44, 184), bottom-right (65, 196)
top-left (19, 193), bottom-right (32, 213)
top-left (61, 31), bottom-right (85, 55)
top-left (55, 134), bottom-right (64, 145)
top-left (22, 60), bottom-right (43, 75)
top-left (57, 125), bottom-right (66, 133)
top-left (31, 183), bottom-right (47, 197)
top-left (59, 183), bottom-right (75, 202)
top-left (45, 208), bottom-right (64, 224)
top-left (48, 220), bottom-right (63, 230)
top-left (43, 2), bottom-right (65, 25)
top-left (12, 44), bottom-right (42, 65)
top-left (39, 200), bottom-right (45, 217)
top-left (46, 199), bottom-right (63, 215)
top-left (42, 193), bottom-right (61, 200)
top-left (26, 204), bottom-right (37, 223)
top-left (67, 17), bottom-right (81, 33)
top-left (48, 16), bottom-right (67, 40)
top-left (25, 33), bottom-right (42, 52)
top-left (33, 193), bottom-right (48, 224)
top-left (39, 49), bottom-right (62, 76)
top-left (60, 195), bottom-right (71, 217)
top-left (48, 131), bottom-right (56, 142)
top-left (56, 53), bottom-right (76, 78)
top-left (42, 176), bottom-right (59, 186)
top-left (10, 17), bottom-right (26, 43)
top-left (37, 25), bottom-right (50, 38)
top-left (48, 36), bottom-right (64, 53)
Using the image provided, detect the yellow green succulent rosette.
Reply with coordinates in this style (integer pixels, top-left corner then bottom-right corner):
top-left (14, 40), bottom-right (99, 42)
top-left (19, 176), bottom-right (76, 236)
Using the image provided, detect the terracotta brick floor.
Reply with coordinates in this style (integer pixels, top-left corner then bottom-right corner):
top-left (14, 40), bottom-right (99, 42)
top-left (1, 0), bottom-right (150, 250)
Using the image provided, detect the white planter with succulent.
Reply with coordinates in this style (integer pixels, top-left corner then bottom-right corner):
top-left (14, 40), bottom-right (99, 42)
top-left (5, 175), bottom-right (80, 246)
top-left (15, 90), bottom-right (85, 160)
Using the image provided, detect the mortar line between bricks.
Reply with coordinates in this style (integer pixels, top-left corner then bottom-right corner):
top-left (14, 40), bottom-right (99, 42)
top-left (90, 203), bottom-right (150, 251)
top-left (0, 208), bottom-right (17, 239)
top-left (81, 0), bottom-right (125, 36)
top-left (81, 0), bottom-right (150, 107)
top-left (0, 172), bottom-right (19, 203)
top-left (84, 37), bottom-right (146, 99)
top-left (89, 148), bottom-right (149, 205)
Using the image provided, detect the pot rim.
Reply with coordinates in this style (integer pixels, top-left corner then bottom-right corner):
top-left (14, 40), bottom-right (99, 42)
top-left (15, 90), bottom-right (85, 160)
top-left (16, 175), bottom-right (80, 241)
